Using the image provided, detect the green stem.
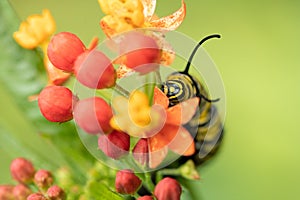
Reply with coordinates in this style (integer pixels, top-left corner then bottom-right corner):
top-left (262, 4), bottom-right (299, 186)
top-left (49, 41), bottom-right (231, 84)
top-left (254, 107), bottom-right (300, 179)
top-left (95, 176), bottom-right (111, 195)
top-left (132, 193), bottom-right (140, 199)
top-left (144, 172), bottom-right (155, 192)
top-left (114, 83), bottom-right (130, 97)
top-left (156, 168), bottom-right (181, 183)
top-left (155, 69), bottom-right (162, 85)
top-left (144, 73), bottom-right (155, 105)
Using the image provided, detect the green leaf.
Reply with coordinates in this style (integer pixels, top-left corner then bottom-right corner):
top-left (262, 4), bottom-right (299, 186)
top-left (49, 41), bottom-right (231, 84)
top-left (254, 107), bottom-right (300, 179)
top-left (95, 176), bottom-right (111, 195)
top-left (181, 185), bottom-right (195, 200)
top-left (84, 180), bottom-right (124, 200)
top-left (179, 178), bottom-right (202, 200)
top-left (0, 0), bottom-right (94, 183)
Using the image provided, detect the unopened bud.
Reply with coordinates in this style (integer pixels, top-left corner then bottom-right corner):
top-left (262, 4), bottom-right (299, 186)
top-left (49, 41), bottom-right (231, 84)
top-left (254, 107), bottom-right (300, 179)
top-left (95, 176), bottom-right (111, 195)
top-left (73, 97), bottom-right (113, 134)
top-left (154, 177), bottom-right (182, 200)
top-left (98, 130), bottom-right (130, 159)
top-left (137, 196), bottom-right (153, 200)
top-left (34, 169), bottom-right (53, 190)
top-left (27, 193), bottom-right (47, 200)
top-left (132, 138), bottom-right (148, 165)
top-left (13, 184), bottom-right (32, 200)
top-left (179, 160), bottom-right (200, 180)
top-left (38, 86), bottom-right (78, 123)
top-left (48, 32), bottom-right (86, 72)
top-left (115, 169), bottom-right (141, 194)
top-left (0, 185), bottom-right (14, 200)
top-left (74, 50), bottom-right (116, 89)
top-left (119, 31), bottom-right (160, 74)
top-left (10, 158), bottom-right (35, 184)
top-left (47, 185), bottom-right (66, 200)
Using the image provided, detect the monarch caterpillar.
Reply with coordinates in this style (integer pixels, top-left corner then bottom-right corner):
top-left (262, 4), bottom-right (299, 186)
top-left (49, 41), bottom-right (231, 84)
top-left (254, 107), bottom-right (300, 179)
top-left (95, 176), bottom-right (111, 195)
top-left (160, 34), bottom-right (224, 165)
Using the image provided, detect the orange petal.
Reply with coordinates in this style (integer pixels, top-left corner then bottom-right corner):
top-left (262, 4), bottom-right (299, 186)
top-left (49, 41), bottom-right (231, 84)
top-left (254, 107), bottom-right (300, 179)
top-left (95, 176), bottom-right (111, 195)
top-left (141, 0), bottom-right (157, 21)
top-left (166, 97), bottom-right (199, 125)
top-left (149, 0), bottom-right (186, 30)
top-left (116, 64), bottom-right (134, 78)
top-left (160, 49), bottom-right (175, 66)
top-left (149, 124), bottom-right (179, 152)
top-left (88, 37), bottom-right (99, 50)
top-left (45, 60), bottom-right (70, 85)
top-left (148, 143), bottom-right (168, 169)
top-left (100, 18), bottom-right (116, 38)
top-left (153, 87), bottom-right (169, 109)
top-left (151, 32), bottom-right (175, 66)
top-left (168, 126), bottom-right (195, 156)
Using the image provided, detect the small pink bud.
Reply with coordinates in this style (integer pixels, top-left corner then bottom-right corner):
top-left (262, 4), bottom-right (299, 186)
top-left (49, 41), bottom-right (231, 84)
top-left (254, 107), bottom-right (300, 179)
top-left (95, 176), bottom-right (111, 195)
top-left (98, 130), bottom-right (130, 159)
top-left (38, 86), bottom-right (78, 122)
top-left (27, 193), bottom-right (47, 200)
top-left (154, 177), bottom-right (182, 200)
top-left (13, 184), bottom-right (32, 200)
top-left (0, 185), bottom-right (14, 200)
top-left (73, 97), bottom-right (113, 134)
top-left (137, 196), bottom-right (153, 200)
top-left (115, 169), bottom-right (142, 194)
top-left (47, 185), bottom-right (66, 200)
top-left (74, 50), bottom-right (116, 89)
top-left (48, 32), bottom-right (86, 72)
top-left (10, 158), bottom-right (35, 184)
top-left (132, 139), bottom-right (148, 165)
top-left (119, 32), bottom-right (160, 74)
top-left (34, 169), bottom-right (53, 190)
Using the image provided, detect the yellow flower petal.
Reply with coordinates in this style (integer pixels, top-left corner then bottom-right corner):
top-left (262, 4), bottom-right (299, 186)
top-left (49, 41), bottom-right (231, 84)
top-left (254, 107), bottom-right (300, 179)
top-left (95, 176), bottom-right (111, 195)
top-left (13, 9), bottom-right (56, 49)
top-left (141, 0), bottom-right (156, 20)
top-left (111, 90), bottom-right (166, 138)
top-left (98, 0), bottom-right (144, 37)
top-left (149, 0), bottom-right (186, 30)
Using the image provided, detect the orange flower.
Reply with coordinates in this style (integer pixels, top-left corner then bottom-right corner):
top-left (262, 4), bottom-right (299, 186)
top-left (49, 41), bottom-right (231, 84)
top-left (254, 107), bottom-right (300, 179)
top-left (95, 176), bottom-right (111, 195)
top-left (148, 87), bottom-right (199, 168)
top-left (98, 0), bottom-right (185, 76)
top-left (110, 90), bottom-right (166, 138)
top-left (111, 88), bottom-right (198, 168)
top-left (99, 0), bottom-right (186, 37)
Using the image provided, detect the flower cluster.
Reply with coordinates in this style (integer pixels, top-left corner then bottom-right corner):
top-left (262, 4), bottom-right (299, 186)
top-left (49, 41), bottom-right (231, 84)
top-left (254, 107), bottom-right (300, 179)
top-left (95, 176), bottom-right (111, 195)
top-left (27, 0), bottom-right (195, 170)
top-left (0, 158), bottom-right (65, 200)
top-left (10, 0), bottom-right (207, 199)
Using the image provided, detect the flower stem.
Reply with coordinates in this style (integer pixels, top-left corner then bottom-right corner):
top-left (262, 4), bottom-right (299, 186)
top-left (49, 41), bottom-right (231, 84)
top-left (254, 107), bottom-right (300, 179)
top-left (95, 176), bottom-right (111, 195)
top-left (144, 172), bottom-right (155, 192)
top-left (156, 168), bottom-right (181, 183)
top-left (155, 69), bottom-right (162, 85)
top-left (144, 73), bottom-right (155, 105)
top-left (114, 83), bottom-right (130, 97)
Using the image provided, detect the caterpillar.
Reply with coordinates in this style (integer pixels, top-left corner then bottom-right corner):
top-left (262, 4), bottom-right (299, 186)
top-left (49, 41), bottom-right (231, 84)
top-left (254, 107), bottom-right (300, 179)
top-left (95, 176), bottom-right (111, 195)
top-left (160, 34), bottom-right (224, 165)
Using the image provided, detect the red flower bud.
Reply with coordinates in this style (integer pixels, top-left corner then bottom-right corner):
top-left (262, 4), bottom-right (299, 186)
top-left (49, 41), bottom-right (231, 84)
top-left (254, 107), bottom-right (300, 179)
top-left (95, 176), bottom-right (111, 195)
top-left (38, 86), bottom-right (78, 122)
top-left (74, 50), bottom-right (116, 89)
top-left (13, 184), bottom-right (32, 200)
top-left (0, 185), bottom-right (14, 200)
top-left (98, 130), bottom-right (130, 159)
top-left (47, 185), bottom-right (66, 200)
top-left (34, 169), bottom-right (53, 190)
top-left (115, 169), bottom-right (142, 194)
top-left (137, 196), bottom-right (153, 200)
top-left (48, 32), bottom-right (86, 72)
top-left (119, 32), bottom-right (160, 74)
top-left (73, 97), bottom-right (113, 134)
top-left (10, 158), bottom-right (35, 184)
top-left (154, 177), bottom-right (182, 200)
top-left (27, 193), bottom-right (47, 200)
top-left (132, 138), bottom-right (148, 165)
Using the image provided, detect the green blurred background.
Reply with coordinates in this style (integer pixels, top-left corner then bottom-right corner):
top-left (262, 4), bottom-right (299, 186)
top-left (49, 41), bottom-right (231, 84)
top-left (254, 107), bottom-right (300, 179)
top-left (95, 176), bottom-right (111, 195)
top-left (1, 0), bottom-right (300, 199)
